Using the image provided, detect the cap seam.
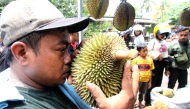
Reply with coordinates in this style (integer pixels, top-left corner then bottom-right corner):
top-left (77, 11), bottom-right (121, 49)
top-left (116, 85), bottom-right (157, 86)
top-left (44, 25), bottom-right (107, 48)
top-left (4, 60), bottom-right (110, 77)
top-left (34, 18), bottom-right (62, 31)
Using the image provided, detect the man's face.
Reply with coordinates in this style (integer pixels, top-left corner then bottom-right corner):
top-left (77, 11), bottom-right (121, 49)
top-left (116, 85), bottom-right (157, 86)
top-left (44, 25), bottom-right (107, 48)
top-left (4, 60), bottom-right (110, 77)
top-left (26, 29), bottom-right (71, 87)
top-left (72, 32), bottom-right (79, 42)
top-left (123, 34), bottom-right (128, 39)
top-left (178, 30), bottom-right (189, 42)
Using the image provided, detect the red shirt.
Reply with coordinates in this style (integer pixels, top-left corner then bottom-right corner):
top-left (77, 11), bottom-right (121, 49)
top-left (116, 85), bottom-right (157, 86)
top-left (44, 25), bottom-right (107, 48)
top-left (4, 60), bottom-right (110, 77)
top-left (71, 42), bottom-right (77, 49)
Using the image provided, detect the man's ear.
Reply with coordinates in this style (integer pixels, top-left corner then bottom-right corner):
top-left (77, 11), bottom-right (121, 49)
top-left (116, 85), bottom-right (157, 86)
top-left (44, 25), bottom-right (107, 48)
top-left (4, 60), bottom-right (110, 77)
top-left (11, 42), bottom-right (29, 65)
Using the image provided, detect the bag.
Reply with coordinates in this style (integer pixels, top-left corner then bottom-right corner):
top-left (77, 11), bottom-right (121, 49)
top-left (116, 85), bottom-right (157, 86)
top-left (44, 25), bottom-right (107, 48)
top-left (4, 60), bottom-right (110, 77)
top-left (151, 86), bottom-right (190, 109)
top-left (174, 52), bottom-right (188, 64)
top-left (172, 41), bottom-right (189, 64)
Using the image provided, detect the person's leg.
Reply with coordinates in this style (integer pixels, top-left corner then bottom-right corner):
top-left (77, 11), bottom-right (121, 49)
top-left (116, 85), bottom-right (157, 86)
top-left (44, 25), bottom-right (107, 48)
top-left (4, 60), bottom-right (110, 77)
top-left (155, 60), bottom-right (165, 87)
top-left (178, 69), bottom-right (188, 89)
top-left (138, 82), bottom-right (143, 102)
top-left (168, 68), bottom-right (180, 89)
top-left (145, 60), bottom-right (159, 105)
top-left (138, 82), bottom-right (147, 107)
top-left (150, 60), bottom-right (160, 87)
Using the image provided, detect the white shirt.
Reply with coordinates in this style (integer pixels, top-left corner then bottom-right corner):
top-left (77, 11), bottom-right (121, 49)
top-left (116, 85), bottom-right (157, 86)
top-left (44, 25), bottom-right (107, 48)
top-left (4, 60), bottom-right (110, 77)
top-left (134, 35), bottom-right (144, 49)
top-left (147, 38), bottom-right (168, 60)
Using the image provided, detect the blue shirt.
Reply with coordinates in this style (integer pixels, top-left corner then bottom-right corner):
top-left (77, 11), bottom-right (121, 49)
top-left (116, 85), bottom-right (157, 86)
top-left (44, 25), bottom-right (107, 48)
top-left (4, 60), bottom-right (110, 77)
top-left (0, 68), bottom-right (92, 109)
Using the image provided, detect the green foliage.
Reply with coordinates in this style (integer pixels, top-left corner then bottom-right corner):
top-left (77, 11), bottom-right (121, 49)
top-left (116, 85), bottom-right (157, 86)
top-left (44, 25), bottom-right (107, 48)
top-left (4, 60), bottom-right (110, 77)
top-left (145, 24), bottom-right (156, 34)
top-left (82, 0), bottom-right (89, 17)
top-left (51, 0), bottom-right (78, 18)
top-left (83, 21), bottom-right (113, 38)
top-left (50, 0), bottom-right (89, 18)
top-left (158, 1), bottom-right (190, 25)
top-left (0, 0), bottom-right (13, 12)
top-left (0, 0), bottom-right (13, 6)
top-left (134, 7), bottom-right (143, 18)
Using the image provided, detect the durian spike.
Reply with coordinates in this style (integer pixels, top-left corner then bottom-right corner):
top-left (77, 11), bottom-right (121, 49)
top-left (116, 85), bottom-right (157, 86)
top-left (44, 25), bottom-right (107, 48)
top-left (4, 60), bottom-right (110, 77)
top-left (115, 50), bottom-right (129, 60)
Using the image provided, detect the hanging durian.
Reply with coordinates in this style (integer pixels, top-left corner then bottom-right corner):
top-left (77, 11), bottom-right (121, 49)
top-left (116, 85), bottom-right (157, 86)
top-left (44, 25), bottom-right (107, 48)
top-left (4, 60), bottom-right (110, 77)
top-left (86, 0), bottom-right (109, 19)
top-left (180, 8), bottom-right (190, 26)
top-left (71, 33), bottom-right (137, 107)
top-left (113, 0), bottom-right (135, 31)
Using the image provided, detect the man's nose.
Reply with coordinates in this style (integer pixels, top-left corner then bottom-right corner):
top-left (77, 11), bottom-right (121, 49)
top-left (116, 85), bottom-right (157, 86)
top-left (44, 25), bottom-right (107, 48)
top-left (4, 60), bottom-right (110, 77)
top-left (64, 49), bottom-right (72, 65)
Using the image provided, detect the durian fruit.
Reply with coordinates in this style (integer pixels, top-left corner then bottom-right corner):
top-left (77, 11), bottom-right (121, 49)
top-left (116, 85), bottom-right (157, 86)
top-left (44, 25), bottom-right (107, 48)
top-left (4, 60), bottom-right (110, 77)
top-left (162, 89), bottom-right (174, 98)
top-left (154, 101), bottom-right (169, 109)
top-left (126, 49), bottom-right (138, 59)
top-left (71, 33), bottom-right (136, 107)
top-left (180, 8), bottom-right (190, 26)
top-left (86, 0), bottom-right (109, 19)
top-left (113, 0), bottom-right (135, 31)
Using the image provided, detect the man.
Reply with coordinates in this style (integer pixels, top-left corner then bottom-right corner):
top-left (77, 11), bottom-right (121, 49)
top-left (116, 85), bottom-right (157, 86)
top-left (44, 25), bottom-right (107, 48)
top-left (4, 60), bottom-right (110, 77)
top-left (132, 24), bottom-right (144, 50)
top-left (0, 41), bottom-right (9, 72)
top-left (0, 45), bottom-right (9, 72)
top-left (0, 0), bottom-right (137, 108)
top-left (108, 28), bottom-right (113, 32)
top-left (0, 39), bottom-right (4, 53)
top-left (166, 27), bottom-right (190, 89)
top-left (121, 28), bottom-right (134, 49)
top-left (68, 32), bottom-right (79, 55)
top-left (188, 28), bottom-right (190, 40)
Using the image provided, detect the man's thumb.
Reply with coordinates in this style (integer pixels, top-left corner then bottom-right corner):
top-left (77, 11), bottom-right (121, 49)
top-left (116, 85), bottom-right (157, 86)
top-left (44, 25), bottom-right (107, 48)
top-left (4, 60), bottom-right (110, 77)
top-left (86, 81), bottom-right (106, 105)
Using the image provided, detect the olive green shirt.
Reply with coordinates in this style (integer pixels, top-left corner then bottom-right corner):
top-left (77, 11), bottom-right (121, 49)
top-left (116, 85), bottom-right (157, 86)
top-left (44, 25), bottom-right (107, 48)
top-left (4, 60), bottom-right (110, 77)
top-left (6, 87), bottom-right (77, 109)
top-left (168, 40), bottom-right (190, 69)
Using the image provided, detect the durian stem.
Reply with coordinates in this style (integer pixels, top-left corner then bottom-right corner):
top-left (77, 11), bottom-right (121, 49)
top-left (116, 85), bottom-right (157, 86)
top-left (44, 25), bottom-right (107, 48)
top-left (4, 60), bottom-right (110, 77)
top-left (115, 50), bottom-right (129, 60)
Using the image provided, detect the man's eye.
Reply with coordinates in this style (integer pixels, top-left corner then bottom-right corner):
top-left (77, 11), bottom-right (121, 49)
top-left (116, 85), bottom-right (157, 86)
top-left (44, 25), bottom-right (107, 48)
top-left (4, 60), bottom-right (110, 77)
top-left (60, 48), bottom-right (66, 52)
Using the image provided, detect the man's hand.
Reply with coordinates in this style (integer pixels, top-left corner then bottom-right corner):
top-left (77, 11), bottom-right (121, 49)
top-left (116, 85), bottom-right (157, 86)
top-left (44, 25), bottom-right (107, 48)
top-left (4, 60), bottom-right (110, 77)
top-left (86, 60), bottom-right (136, 109)
top-left (158, 54), bottom-right (163, 61)
top-left (0, 47), bottom-right (4, 53)
top-left (147, 81), bottom-right (152, 89)
top-left (68, 39), bottom-right (137, 108)
top-left (165, 70), bottom-right (170, 77)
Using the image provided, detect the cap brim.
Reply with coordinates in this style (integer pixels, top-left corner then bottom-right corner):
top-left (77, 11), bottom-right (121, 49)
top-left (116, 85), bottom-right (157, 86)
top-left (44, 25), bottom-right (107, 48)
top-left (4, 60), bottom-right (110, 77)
top-left (35, 17), bottom-right (89, 33)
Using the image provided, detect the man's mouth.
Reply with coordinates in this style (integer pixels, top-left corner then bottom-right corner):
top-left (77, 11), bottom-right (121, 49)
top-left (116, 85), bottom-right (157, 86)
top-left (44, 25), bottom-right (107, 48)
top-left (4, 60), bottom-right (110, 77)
top-left (63, 69), bottom-right (71, 77)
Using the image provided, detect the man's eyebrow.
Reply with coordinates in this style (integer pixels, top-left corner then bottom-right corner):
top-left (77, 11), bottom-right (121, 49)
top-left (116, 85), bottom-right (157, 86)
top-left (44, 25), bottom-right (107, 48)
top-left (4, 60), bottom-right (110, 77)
top-left (58, 40), bottom-right (69, 46)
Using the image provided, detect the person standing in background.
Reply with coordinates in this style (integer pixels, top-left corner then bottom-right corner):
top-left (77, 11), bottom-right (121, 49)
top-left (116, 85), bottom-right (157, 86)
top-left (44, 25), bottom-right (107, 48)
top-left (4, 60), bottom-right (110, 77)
top-left (188, 27), bottom-right (190, 40)
top-left (0, 39), bottom-right (4, 53)
top-left (132, 44), bottom-right (154, 108)
top-left (68, 32), bottom-right (79, 55)
top-left (108, 28), bottom-right (113, 32)
top-left (121, 27), bottom-right (134, 49)
top-left (145, 23), bottom-right (171, 106)
top-left (166, 27), bottom-right (190, 89)
top-left (0, 42), bottom-right (9, 72)
top-left (132, 24), bottom-right (144, 49)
